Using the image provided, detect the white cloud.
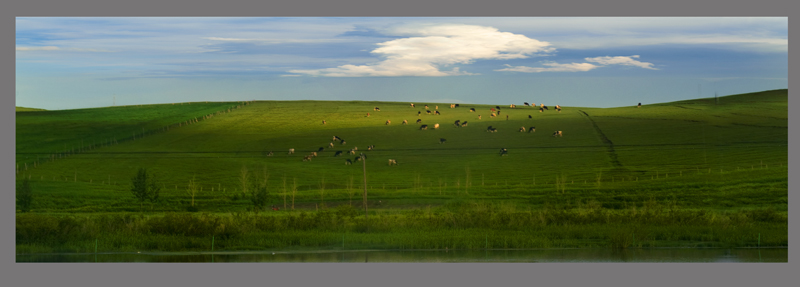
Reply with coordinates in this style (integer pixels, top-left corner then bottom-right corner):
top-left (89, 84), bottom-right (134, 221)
top-left (496, 62), bottom-right (599, 73)
top-left (203, 37), bottom-right (344, 44)
top-left (289, 24), bottom-right (554, 77)
top-left (584, 55), bottom-right (657, 70)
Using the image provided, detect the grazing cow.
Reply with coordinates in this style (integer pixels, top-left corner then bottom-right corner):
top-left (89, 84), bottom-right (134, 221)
top-left (385, 120), bottom-right (391, 125)
top-left (388, 159), bottom-right (397, 166)
top-left (416, 119), bottom-right (422, 124)
top-left (486, 126), bottom-right (494, 132)
top-left (497, 110), bottom-right (501, 115)
top-left (528, 115), bottom-right (532, 119)
top-left (349, 149), bottom-right (356, 155)
top-left (303, 155), bottom-right (312, 161)
top-left (318, 147), bottom-right (325, 152)
top-left (455, 104), bottom-right (460, 107)
top-left (478, 115), bottom-right (482, 119)
top-left (410, 103), bottom-right (415, 108)
top-left (427, 110), bottom-right (432, 115)
top-left (528, 126), bottom-right (536, 133)
top-left (491, 113), bottom-right (496, 118)
top-left (540, 103), bottom-right (544, 108)
top-left (434, 123), bottom-right (440, 129)
top-left (440, 138), bottom-right (447, 144)
top-left (470, 108), bottom-right (476, 112)
top-left (368, 145), bottom-right (375, 150)
top-left (425, 105), bottom-right (429, 110)
top-left (366, 113), bottom-right (370, 117)
top-left (333, 136), bottom-right (341, 141)
top-left (311, 152), bottom-right (318, 157)
top-left (490, 128), bottom-right (498, 133)
top-left (420, 124), bottom-right (428, 130)
top-left (267, 151), bottom-right (274, 156)
top-left (402, 119), bottom-right (408, 125)
top-left (499, 148), bottom-right (508, 156)
top-left (435, 106), bottom-right (439, 110)
top-left (329, 142), bottom-right (335, 148)
top-left (539, 108), bottom-right (543, 113)
top-left (510, 104), bottom-right (516, 108)
top-left (461, 121), bottom-right (468, 127)
top-left (341, 140), bottom-right (346, 145)
top-left (322, 120), bottom-right (326, 125)
top-left (374, 107), bottom-right (381, 111)
top-left (552, 131), bottom-right (563, 137)
top-left (519, 126), bottom-right (526, 132)
top-left (557, 108), bottom-right (561, 113)
top-left (637, 102), bottom-right (641, 108)
top-left (543, 106), bottom-right (548, 110)
top-left (288, 148), bottom-right (295, 154)
top-left (490, 108), bottom-right (496, 112)
top-left (435, 111), bottom-right (441, 115)
top-left (355, 156), bottom-right (362, 162)
top-left (450, 104), bottom-right (456, 108)
top-left (345, 159), bottom-right (352, 165)
top-left (555, 105), bottom-right (561, 110)
top-left (495, 106), bottom-right (501, 110)
top-left (454, 120), bottom-right (461, 127)
top-left (524, 102), bottom-right (530, 106)
top-left (335, 151), bottom-right (343, 157)
top-left (418, 111), bottom-right (422, 116)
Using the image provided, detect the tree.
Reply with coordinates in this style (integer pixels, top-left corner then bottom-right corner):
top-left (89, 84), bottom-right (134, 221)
top-left (250, 171), bottom-right (270, 213)
top-left (186, 175), bottom-right (198, 208)
top-left (130, 168), bottom-right (160, 210)
top-left (16, 178), bottom-right (33, 212)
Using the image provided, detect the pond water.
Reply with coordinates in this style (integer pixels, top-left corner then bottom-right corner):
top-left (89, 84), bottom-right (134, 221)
top-left (17, 248), bottom-right (787, 263)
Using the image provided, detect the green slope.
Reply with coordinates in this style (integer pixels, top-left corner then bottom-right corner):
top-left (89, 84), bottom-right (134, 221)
top-left (15, 90), bottom-right (787, 213)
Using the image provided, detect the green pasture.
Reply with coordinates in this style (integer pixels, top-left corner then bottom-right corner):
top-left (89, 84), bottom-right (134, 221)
top-left (15, 89), bottom-right (788, 252)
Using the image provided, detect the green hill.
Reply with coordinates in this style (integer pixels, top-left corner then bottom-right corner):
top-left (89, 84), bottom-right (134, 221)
top-left (16, 106), bottom-right (47, 112)
top-left (14, 90), bottom-right (788, 252)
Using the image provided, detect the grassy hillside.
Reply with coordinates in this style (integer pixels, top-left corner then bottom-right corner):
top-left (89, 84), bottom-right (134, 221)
top-left (14, 90), bottom-right (788, 252)
top-left (16, 107), bottom-right (47, 112)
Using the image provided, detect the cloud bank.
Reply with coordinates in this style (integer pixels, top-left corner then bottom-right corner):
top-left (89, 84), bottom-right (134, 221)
top-left (289, 24), bottom-right (554, 77)
top-left (496, 55), bottom-right (657, 73)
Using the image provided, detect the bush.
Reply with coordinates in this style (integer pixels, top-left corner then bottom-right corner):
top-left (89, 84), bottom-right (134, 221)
top-left (16, 178), bottom-right (33, 212)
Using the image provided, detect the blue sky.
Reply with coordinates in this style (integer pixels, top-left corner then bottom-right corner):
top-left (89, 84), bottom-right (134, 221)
top-left (15, 17), bottom-right (787, 110)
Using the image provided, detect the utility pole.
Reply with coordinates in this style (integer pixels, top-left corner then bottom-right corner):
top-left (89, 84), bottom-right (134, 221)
top-left (361, 153), bottom-right (368, 229)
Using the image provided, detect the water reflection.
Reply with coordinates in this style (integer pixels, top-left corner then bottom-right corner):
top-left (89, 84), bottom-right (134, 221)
top-left (17, 248), bottom-right (787, 263)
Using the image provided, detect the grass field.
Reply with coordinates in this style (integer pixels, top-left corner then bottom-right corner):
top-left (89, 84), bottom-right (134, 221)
top-left (15, 89), bottom-right (788, 253)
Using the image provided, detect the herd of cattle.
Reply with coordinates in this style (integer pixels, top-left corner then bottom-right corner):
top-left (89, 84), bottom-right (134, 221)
top-left (275, 102), bottom-right (567, 165)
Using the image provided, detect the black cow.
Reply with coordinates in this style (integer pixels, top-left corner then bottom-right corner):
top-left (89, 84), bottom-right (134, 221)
top-left (454, 120), bottom-right (461, 127)
top-left (495, 106), bottom-right (501, 110)
top-left (499, 148), bottom-right (508, 156)
top-left (539, 108), bottom-right (544, 112)
top-left (470, 108), bottom-right (476, 112)
top-left (528, 126), bottom-right (536, 133)
top-left (455, 104), bottom-right (460, 107)
top-left (439, 138), bottom-right (446, 144)
top-left (420, 124), bottom-right (428, 130)
top-left (345, 159), bottom-right (352, 165)
top-left (355, 156), bottom-right (362, 162)
top-left (318, 147), bottom-right (324, 152)
top-left (334, 151), bottom-right (343, 157)
top-left (333, 136), bottom-right (341, 141)
top-left (418, 111), bottom-right (422, 116)
top-left (486, 126), bottom-right (493, 132)
top-left (528, 115), bottom-right (532, 119)
top-left (638, 102), bottom-right (642, 108)
top-left (461, 121), bottom-right (468, 127)
top-left (374, 107), bottom-right (380, 111)
top-left (435, 111), bottom-right (440, 115)
top-left (416, 119), bottom-right (422, 124)
top-left (340, 140), bottom-right (346, 145)
top-left (543, 106), bottom-right (548, 110)
top-left (410, 103), bottom-right (415, 108)
top-left (524, 102), bottom-right (530, 106)
top-left (427, 110), bottom-right (432, 115)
